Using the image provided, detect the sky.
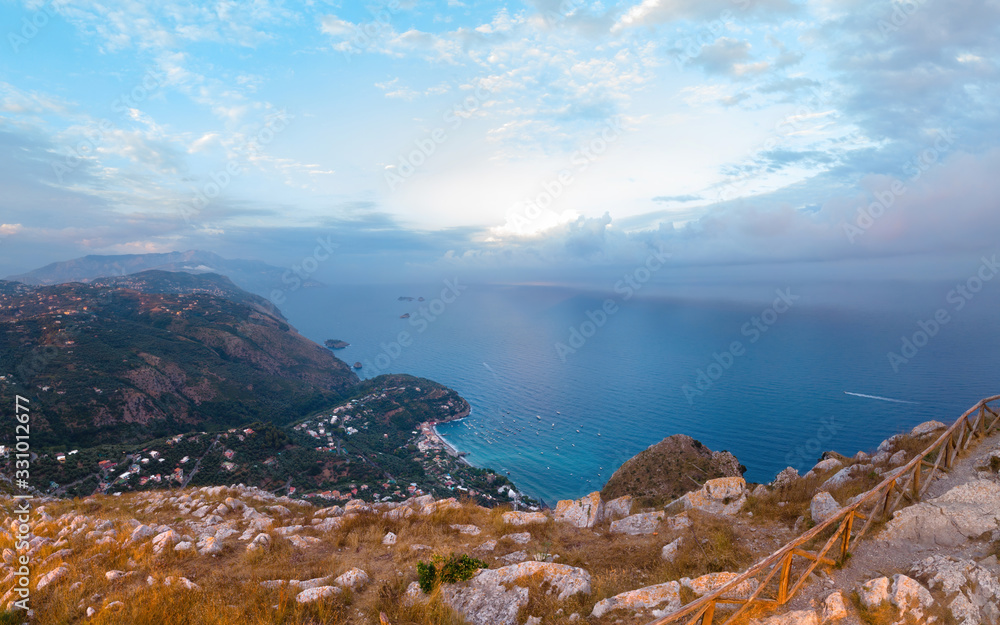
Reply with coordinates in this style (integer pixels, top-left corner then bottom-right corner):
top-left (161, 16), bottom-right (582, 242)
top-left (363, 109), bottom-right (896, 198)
top-left (1, 0), bottom-right (999, 292)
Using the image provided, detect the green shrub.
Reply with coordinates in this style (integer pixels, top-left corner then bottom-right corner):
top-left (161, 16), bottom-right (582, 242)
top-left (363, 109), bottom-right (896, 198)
top-left (417, 553), bottom-right (489, 593)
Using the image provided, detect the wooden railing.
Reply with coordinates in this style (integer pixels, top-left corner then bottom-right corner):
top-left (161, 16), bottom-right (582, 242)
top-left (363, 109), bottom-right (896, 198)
top-left (647, 394), bottom-right (1000, 625)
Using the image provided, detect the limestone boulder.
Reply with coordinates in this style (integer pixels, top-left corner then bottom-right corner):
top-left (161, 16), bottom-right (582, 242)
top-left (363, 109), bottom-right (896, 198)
top-left (881, 480), bottom-right (1000, 548)
top-left (591, 581), bottom-right (680, 618)
top-left (603, 495), bottom-right (633, 520)
top-left (810, 492), bottom-right (841, 524)
top-left (502, 511), bottom-right (547, 526)
top-left (661, 537), bottom-right (683, 562)
top-left (554, 492), bottom-right (603, 528)
top-left (296, 586), bottom-right (341, 604)
top-left (682, 572), bottom-right (758, 599)
top-left (473, 561), bottom-right (591, 601)
top-left (911, 555), bottom-right (1000, 625)
top-left (334, 568), bottom-right (368, 590)
top-left (681, 477), bottom-right (747, 516)
top-left (821, 591), bottom-right (848, 622)
top-left (749, 610), bottom-right (819, 625)
top-left (858, 577), bottom-right (890, 609)
top-left (441, 581), bottom-right (528, 625)
top-left (772, 467), bottom-right (800, 489)
top-left (911, 420), bottom-right (946, 437)
top-left (610, 511), bottom-right (664, 535)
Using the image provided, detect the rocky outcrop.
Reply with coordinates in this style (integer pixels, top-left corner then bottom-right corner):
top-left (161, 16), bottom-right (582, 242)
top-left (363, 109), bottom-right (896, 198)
top-left (858, 575), bottom-right (935, 622)
top-left (591, 581), bottom-right (681, 618)
top-left (750, 609), bottom-right (818, 625)
top-left (911, 420), bottom-right (946, 437)
top-left (682, 572), bottom-right (758, 599)
top-left (680, 476), bottom-right (747, 516)
top-left (809, 491), bottom-right (841, 524)
top-left (880, 479), bottom-right (1000, 547)
top-left (440, 561), bottom-right (589, 625)
top-left (911, 555), bottom-right (1000, 625)
top-left (501, 511), bottom-right (547, 526)
top-left (553, 492), bottom-right (603, 528)
top-left (610, 511), bottom-right (664, 535)
top-left (473, 562), bottom-right (591, 601)
top-left (441, 581), bottom-right (528, 625)
top-left (601, 434), bottom-right (744, 507)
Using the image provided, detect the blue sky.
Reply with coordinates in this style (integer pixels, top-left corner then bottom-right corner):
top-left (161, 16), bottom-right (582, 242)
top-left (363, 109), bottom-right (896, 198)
top-left (1, 0), bottom-right (999, 288)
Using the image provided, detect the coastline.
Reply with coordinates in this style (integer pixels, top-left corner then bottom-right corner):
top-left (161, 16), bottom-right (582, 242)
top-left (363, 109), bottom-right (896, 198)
top-left (432, 424), bottom-right (470, 465)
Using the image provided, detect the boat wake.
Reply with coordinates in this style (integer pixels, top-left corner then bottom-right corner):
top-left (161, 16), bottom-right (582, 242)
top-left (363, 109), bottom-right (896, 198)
top-left (844, 391), bottom-right (918, 404)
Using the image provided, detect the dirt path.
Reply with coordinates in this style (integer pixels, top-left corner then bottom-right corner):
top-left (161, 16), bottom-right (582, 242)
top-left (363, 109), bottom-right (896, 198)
top-left (781, 427), bottom-right (1000, 622)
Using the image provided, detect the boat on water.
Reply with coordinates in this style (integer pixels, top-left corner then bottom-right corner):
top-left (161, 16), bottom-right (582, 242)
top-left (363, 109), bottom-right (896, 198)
top-left (352, 362), bottom-right (362, 369)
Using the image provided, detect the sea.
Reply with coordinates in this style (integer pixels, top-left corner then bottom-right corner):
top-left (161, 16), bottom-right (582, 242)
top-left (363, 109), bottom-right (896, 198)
top-left (278, 280), bottom-right (1000, 506)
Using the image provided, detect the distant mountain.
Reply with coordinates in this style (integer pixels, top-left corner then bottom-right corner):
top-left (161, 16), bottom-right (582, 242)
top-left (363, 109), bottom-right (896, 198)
top-left (6, 250), bottom-right (321, 298)
top-left (0, 279), bottom-right (357, 448)
top-left (91, 270), bottom-right (284, 319)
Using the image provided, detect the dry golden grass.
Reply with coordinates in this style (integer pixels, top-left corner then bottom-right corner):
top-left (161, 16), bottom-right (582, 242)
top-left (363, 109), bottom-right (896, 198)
top-left (0, 487), bottom-right (782, 625)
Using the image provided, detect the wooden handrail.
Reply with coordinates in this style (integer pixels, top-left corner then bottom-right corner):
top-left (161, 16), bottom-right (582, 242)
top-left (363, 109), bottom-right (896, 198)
top-left (646, 394), bottom-right (1000, 625)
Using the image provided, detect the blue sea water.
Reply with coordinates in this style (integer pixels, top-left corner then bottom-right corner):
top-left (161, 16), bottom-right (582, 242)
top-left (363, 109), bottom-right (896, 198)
top-left (279, 281), bottom-right (1000, 505)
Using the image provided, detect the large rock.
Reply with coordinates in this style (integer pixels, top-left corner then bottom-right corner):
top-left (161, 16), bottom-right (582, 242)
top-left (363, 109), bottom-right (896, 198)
top-left (771, 467), bottom-right (800, 489)
top-left (821, 591), bottom-right (848, 622)
top-left (128, 524), bottom-right (156, 544)
top-left (502, 511), bottom-right (547, 526)
top-left (441, 581), bottom-right (528, 625)
top-left (591, 581), bottom-right (680, 618)
top-left (858, 577), bottom-right (890, 608)
top-left (681, 477), bottom-right (747, 516)
top-left (473, 561), bottom-right (591, 601)
top-left (661, 537), bottom-right (683, 562)
top-left (36, 565), bottom-right (69, 591)
top-left (334, 568), bottom-right (368, 590)
top-left (822, 464), bottom-right (871, 489)
top-left (858, 575), bottom-right (935, 621)
top-left (682, 572), bottom-right (758, 599)
top-left (911, 555), bottom-right (1000, 625)
top-left (610, 511), bottom-right (664, 535)
top-left (889, 574), bottom-right (934, 620)
top-left (749, 610), bottom-right (819, 625)
top-left (881, 480), bottom-right (1000, 548)
top-left (810, 492), bottom-right (841, 524)
top-left (553, 492), bottom-right (603, 528)
top-left (601, 434), bottom-right (743, 507)
top-left (296, 586), bottom-right (341, 604)
top-left (603, 495), bottom-right (633, 520)
top-left (910, 420), bottom-right (946, 437)
top-left (811, 458), bottom-right (843, 473)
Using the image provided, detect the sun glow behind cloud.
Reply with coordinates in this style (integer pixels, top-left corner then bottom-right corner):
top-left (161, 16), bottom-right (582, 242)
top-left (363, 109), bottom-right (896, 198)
top-left (0, 0), bottom-right (998, 284)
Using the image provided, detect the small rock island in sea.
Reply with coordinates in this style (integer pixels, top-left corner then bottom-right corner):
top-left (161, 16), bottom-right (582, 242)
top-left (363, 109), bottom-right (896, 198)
top-left (324, 339), bottom-right (349, 349)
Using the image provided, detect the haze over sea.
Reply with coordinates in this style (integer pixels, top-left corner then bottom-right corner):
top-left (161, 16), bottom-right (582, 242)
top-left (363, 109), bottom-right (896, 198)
top-left (281, 280), bottom-right (1000, 506)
